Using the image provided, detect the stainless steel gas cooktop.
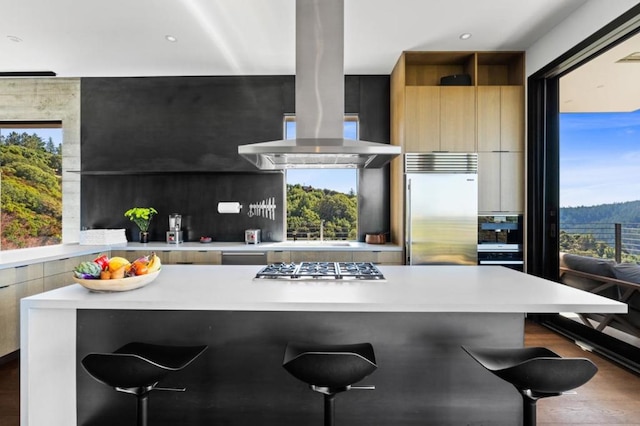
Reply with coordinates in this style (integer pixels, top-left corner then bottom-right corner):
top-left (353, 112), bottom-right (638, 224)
top-left (255, 262), bottom-right (385, 281)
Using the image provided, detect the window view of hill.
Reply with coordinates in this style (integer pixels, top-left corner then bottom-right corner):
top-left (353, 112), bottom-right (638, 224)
top-left (286, 184), bottom-right (357, 240)
top-left (560, 200), bottom-right (640, 262)
top-left (0, 131), bottom-right (62, 250)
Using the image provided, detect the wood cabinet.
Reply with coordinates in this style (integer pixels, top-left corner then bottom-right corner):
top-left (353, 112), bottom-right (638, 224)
top-left (0, 264), bottom-right (43, 356)
top-left (390, 51), bottom-right (525, 244)
top-left (267, 251), bottom-right (291, 264)
top-left (265, 250), bottom-right (402, 265)
top-left (405, 86), bottom-right (476, 152)
top-left (478, 152), bottom-right (524, 213)
top-left (352, 251), bottom-right (403, 265)
top-left (405, 86), bottom-right (440, 152)
top-left (477, 85), bottom-right (524, 213)
top-left (477, 86), bottom-right (524, 152)
top-left (289, 251), bottom-right (353, 263)
top-left (43, 254), bottom-right (98, 292)
top-left (111, 249), bottom-right (222, 265)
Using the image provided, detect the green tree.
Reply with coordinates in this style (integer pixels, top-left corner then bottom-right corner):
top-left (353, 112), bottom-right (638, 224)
top-left (286, 184), bottom-right (357, 240)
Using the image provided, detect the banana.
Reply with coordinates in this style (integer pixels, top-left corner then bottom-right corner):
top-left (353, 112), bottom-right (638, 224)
top-left (147, 253), bottom-right (162, 273)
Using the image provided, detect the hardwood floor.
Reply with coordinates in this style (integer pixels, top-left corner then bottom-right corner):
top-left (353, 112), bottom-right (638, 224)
top-left (0, 354), bottom-right (19, 426)
top-left (524, 320), bottom-right (640, 426)
top-left (2, 321), bottom-right (639, 426)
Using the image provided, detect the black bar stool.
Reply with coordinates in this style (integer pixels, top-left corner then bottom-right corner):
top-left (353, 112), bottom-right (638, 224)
top-left (462, 346), bottom-right (598, 426)
top-left (283, 342), bottom-right (377, 426)
top-left (82, 342), bottom-right (207, 426)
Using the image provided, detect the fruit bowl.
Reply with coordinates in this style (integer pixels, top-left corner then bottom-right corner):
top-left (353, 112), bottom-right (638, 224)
top-left (73, 270), bottom-right (161, 292)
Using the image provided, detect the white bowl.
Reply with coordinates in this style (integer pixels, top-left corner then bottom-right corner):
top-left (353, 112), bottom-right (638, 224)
top-left (73, 270), bottom-right (161, 292)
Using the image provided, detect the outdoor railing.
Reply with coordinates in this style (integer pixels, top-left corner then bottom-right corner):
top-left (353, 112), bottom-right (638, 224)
top-left (559, 222), bottom-right (640, 263)
top-left (286, 224), bottom-right (351, 241)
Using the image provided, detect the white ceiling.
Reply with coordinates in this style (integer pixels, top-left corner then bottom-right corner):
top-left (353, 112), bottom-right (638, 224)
top-left (560, 32), bottom-right (640, 112)
top-left (1, 0), bottom-right (589, 77)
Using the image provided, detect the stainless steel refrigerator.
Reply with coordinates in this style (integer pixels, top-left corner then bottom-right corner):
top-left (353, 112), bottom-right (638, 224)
top-left (405, 153), bottom-right (478, 265)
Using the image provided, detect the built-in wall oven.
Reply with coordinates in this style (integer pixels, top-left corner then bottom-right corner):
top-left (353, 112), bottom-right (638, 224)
top-left (477, 243), bottom-right (523, 271)
top-left (478, 215), bottom-right (523, 271)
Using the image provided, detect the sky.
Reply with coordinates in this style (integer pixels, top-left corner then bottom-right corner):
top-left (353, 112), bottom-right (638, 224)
top-left (0, 127), bottom-right (63, 147)
top-left (560, 110), bottom-right (640, 208)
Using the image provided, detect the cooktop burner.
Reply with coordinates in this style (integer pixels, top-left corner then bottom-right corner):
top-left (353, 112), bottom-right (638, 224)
top-left (255, 262), bottom-right (385, 281)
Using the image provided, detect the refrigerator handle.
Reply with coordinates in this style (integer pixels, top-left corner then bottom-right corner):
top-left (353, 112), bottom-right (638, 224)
top-left (406, 178), bottom-right (412, 265)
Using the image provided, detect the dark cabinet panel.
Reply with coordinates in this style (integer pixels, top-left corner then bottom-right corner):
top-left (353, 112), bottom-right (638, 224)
top-left (81, 76), bottom-right (294, 173)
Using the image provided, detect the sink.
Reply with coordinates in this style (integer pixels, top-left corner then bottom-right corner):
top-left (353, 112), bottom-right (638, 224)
top-left (262, 241), bottom-right (353, 247)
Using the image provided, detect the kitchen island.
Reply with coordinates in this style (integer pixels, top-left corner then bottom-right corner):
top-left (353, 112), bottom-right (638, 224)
top-left (21, 265), bottom-right (626, 425)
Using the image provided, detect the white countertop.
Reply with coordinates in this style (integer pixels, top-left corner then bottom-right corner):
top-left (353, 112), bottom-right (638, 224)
top-left (123, 241), bottom-right (401, 251)
top-left (0, 245), bottom-right (109, 269)
top-left (21, 265), bottom-right (627, 314)
top-left (0, 242), bottom-right (401, 269)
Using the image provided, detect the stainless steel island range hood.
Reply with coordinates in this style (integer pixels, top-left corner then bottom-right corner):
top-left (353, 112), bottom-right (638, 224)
top-left (238, 0), bottom-right (401, 170)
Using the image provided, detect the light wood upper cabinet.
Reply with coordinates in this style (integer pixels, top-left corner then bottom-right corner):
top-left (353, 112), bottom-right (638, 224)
top-left (405, 86), bottom-right (440, 152)
top-left (440, 86), bottom-right (476, 152)
top-left (477, 86), bottom-right (524, 152)
top-left (500, 86), bottom-right (524, 152)
top-left (404, 86), bottom-right (475, 152)
top-left (477, 86), bottom-right (502, 152)
top-left (477, 85), bottom-right (524, 214)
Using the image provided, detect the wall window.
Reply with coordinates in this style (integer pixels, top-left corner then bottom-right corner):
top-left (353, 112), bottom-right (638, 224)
top-left (284, 116), bottom-right (358, 241)
top-left (0, 123), bottom-right (63, 250)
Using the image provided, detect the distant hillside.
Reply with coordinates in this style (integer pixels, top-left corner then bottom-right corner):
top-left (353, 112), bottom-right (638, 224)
top-left (1, 132), bottom-right (62, 249)
top-left (560, 200), bottom-right (640, 225)
top-left (560, 200), bottom-right (640, 262)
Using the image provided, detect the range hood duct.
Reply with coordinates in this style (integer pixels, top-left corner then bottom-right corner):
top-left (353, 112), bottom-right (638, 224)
top-left (238, 0), bottom-right (401, 169)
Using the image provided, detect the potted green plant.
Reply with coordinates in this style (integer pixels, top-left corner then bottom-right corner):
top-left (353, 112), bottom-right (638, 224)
top-left (124, 207), bottom-right (158, 243)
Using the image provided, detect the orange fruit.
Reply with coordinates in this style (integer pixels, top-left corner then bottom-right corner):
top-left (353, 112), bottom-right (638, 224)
top-left (132, 260), bottom-right (149, 275)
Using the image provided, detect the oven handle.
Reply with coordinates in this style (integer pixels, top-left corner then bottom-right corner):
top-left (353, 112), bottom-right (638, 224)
top-left (479, 260), bottom-right (524, 265)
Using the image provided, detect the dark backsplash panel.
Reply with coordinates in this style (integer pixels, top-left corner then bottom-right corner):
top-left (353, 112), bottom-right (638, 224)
top-left (80, 75), bottom-right (391, 242)
top-left (81, 173), bottom-right (285, 243)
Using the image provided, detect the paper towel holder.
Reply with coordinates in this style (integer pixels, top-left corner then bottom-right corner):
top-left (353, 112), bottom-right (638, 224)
top-left (217, 202), bottom-right (243, 214)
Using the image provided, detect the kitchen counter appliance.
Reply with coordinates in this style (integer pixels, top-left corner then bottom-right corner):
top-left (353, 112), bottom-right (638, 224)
top-left (166, 213), bottom-right (183, 244)
top-left (255, 262), bottom-right (385, 281)
top-left (245, 229), bottom-right (261, 244)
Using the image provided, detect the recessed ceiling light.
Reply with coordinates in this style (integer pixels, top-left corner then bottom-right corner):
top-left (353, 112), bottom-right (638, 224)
top-left (165, 35), bottom-right (177, 42)
top-left (7, 35), bottom-right (22, 43)
top-left (459, 33), bottom-right (472, 40)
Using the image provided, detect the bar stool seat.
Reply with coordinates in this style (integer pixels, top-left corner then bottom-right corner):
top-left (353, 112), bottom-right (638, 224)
top-left (82, 342), bottom-right (207, 426)
top-left (462, 346), bottom-right (597, 426)
top-left (283, 342), bottom-right (377, 426)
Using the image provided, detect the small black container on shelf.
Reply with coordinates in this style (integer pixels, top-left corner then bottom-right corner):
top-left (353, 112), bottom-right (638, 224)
top-left (440, 74), bottom-right (472, 86)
